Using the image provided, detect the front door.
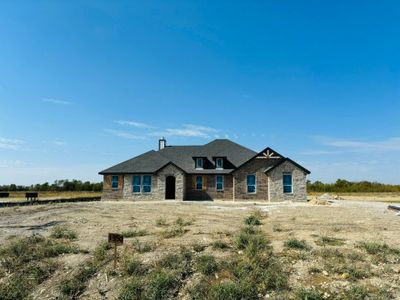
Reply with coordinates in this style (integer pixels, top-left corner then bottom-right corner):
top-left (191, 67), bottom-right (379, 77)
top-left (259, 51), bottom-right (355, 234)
top-left (165, 176), bottom-right (176, 199)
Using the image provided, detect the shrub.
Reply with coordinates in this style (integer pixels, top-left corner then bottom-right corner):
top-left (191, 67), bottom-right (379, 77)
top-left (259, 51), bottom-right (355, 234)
top-left (210, 280), bottom-right (257, 300)
top-left (59, 262), bottom-right (97, 297)
top-left (344, 284), bottom-right (368, 300)
top-left (212, 240), bottom-right (229, 250)
top-left (244, 214), bottom-right (261, 226)
top-left (157, 253), bottom-right (185, 270)
top-left (235, 226), bottom-right (258, 250)
top-left (188, 278), bottom-right (211, 300)
top-left (284, 238), bottom-right (310, 251)
top-left (295, 287), bottom-right (325, 300)
top-left (122, 229), bottom-right (148, 238)
top-left (123, 258), bottom-right (147, 276)
top-left (144, 270), bottom-right (180, 300)
top-left (357, 241), bottom-right (400, 255)
top-left (175, 217), bottom-right (192, 226)
top-left (118, 278), bottom-right (143, 300)
top-left (192, 243), bottom-right (206, 252)
top-left (316, 235), bottom-right (345, 246)
top-left (94, 241), bottom-right (112, 264)
top-left (50, 225), bottom-right (77, 240)
top-left (160, 226), bottom-right (188, 238)
top-left (196, 255), bottom-right (218, 275)
top-left (155, 217), bottom-right (168, 226)
top-left (132, 239), bottom-right (155, 253)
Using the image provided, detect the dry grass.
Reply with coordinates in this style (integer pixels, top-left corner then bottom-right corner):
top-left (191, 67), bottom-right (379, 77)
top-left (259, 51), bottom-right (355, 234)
top-left (0, 200), bottom-right (399, 299)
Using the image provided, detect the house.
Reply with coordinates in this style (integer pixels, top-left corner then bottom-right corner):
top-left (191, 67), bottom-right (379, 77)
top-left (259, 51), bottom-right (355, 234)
top-left (99, 138), bottom-right (310, 202)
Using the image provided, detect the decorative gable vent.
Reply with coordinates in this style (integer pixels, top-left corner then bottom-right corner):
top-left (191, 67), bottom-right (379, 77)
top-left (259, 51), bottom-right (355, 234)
top-left (256, 149), bottom-right (281, 159)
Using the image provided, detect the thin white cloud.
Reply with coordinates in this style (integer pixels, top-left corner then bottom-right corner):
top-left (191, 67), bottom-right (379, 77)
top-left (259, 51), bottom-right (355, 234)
top-left (314, 136), bottom-right (400, 153)
top-left (42, 98), bottom-right (72, 105)
top-left (0, 160), bottom-right (31, 168)
top-left (104, 129), bottom-right (147, 140)
top-left (0, 137), bottom-right (24, 150)
top-left (44, 139), bottom-right (67, 147)
top-left (151, 124), bottom-right (218, 139)
top-left (115, 120), bottom-right (156, 129)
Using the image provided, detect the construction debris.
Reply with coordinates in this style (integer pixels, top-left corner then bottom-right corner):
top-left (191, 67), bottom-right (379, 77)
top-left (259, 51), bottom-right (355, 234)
top-left (308, 196), bottom-right (331, 206)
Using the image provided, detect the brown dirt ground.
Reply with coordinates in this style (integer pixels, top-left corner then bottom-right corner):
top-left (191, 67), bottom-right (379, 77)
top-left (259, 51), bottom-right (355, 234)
top-left (0, 199), bottom-right (399, 299)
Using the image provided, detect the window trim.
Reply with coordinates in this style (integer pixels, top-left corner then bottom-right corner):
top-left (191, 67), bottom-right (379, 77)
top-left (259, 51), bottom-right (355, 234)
top-left (132, 175), bottom-right (141, 193)
top-left (111, 175), bottom-right (119, 190)
top-left (215, 158), bottom-right (223, 169)
top-left (216, 175), bottom-right (224, 191)
top-left (247, 174), bottom-right (257, 194)
top-left (195, 158), bottom-right (204, 170)
top-left (283, 172), bottom-right (293, 194)
top-left (142, 175), bottom-right (152, 193)
top-left (195, 175), bottom-right (203, 190)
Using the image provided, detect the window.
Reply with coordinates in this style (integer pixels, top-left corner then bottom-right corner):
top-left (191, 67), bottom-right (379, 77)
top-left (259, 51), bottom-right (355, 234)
top-left (195, 158), bottom-right (204, 169)
top-left (196, 176), bottom-right (203, 190)
top-left (283, 173), bottom-right (293, 193)
top-left (216, 158), bottom-right (223, 169)
top-left (247, 174), bottom-right (256, 194)
top-left (111, 175), bottom-right (119, 189)
top-left (132, 175), bottom-right (141, 193)
top-left (143, 175), bottom-right (152, 193)
top-left (216, 175), bottom-right (224, 191)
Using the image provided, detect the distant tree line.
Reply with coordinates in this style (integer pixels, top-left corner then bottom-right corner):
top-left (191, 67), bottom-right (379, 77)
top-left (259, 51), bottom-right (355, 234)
top-left (0, 179), bottom-right (103, 192)
top-left (307, 179), bottom-right (400, 193)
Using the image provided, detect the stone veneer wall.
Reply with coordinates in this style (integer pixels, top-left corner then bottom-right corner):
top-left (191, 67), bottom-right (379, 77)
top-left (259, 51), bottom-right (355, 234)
top-left (232, 158), bottom-right (270, 201)
top-left (121, 164), bottom-right (185, 201)
top-left (185, 174), bottom-right (233, 200)
top-left (268, 160), bottom-right (307, 202)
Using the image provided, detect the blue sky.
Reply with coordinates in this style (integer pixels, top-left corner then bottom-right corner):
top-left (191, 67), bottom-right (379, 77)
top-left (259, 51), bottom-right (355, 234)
top-left (1, 1), bottom-right (399, 185)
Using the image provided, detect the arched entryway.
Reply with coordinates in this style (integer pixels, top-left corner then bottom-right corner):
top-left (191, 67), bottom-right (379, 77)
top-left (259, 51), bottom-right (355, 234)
top-left (165, 176), bottom-right (176, 199)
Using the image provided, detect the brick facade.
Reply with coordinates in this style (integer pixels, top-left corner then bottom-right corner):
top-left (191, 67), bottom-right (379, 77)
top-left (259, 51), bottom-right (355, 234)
top-left (185, 174), bottom-right (233, 200)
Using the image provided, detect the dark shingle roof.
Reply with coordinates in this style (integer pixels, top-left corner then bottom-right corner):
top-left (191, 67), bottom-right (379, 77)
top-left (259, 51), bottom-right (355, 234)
top-left (99, 139), bottom-right (257, 175)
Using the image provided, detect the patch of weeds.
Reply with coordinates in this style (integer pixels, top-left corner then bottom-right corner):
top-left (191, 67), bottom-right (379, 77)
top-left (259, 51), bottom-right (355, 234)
top-left (132, 239), bottom-right (155, 253)
top-left (50, 225), bottom-right (77, 240)
top-left (59, 262), bottom-right (97, 298)
top-left (175, 216), bottom-right (192, 226)
top-left (155, 217), bottom-right (168, 226)
top-left (188, 278), bottom-right (211, 300)
top-left (316, 235), bottom-right (345, 246)
top-left (192, 243), bottom-right (206, 252)
top-left (160, 225), bottom-right (188, 238)
top-left (210, 280), bottom-right (257, 300)
top-left (308, 267), bottom-right (322, 274)
top-left (144, 269), bottom-right (180, 300)
top-left (0, 234), bottom-right (77, 271)
top-left (196, 255), bottom-right (218, 276)
top-left (357, 241), bottom-right (400, 263)
top-left (157, 253), bottom-right (185, 270)
top-left (123, 258), bottom-right (147, 276)
top-left (341, 284), bottom-right (368, 300)
top-left (94, 241), bottom-right (112, 264)
top-left (325, 261), bottom-right (370, 281)
top-left (122, 229), bottom-right (148, 238)
top-left (244, 213), bottom-right (262, 226)
top-left (235, 226), bottom-right (258, 249)
top-left (0, 261), bottom-right (58, 300)
top-left (295, 287), bottom-right (325, 300)
top-left (118, 278), bottom-right (143, 300)
top-left (212, 240), bottom-right (229, 250)
top-left (284, 238), bottom-right (311, 251)
top-left (317, 247), bottom-right (345, 262)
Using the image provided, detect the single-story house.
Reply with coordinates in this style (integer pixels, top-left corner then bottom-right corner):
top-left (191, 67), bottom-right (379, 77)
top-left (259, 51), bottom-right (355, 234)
top-left (99, 138), bottom-right (310, 201)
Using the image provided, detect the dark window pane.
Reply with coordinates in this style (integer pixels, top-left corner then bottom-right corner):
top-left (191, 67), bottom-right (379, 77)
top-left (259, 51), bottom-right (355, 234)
top-left (143, 185), bottom-right (151, 193)
top-left (133, 176), bottom-right (141, 185)
top-left (143, 176), bottom-right (151, 185)
top-left (283, 175), bottom-right (292, 185)
top-left (247, 175), bottom-right (255, 185)
top-left (283, 185), bottom-right (292, 193)
top-left (247, 185), bottom-right (255, 193)
top-left (133, 185), bottom-right (140, 193)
